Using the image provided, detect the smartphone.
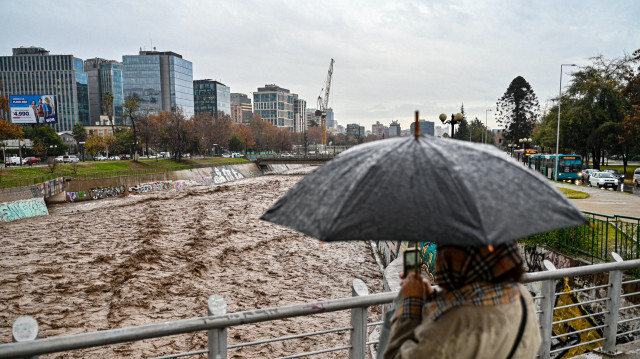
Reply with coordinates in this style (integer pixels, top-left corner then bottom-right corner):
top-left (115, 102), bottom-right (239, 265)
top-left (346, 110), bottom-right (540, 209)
top-left (403, 249), bottom-right (420, 277)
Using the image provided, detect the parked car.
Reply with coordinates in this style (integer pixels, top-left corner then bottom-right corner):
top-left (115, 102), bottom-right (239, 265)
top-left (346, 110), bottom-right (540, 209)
top-left (120, 154), bottom-right (131, 160)
top-left (22, 157), bottom-right (41, 165)
top-left (603, 169), bottom-right (625, 182)
top-left (109, 155), bottom-right (120, 160)
top-left (4, 156), bottom-right (21, 166)
top-left (221, 153), bottom-right (231, 158)
top-left (55, 156), bottom-right (65, 163)
top-left (94, 155), bottom-right (108, 161)
top-left (280, 152), bottom-right (294, 158)
top-left (634, 168), bottom-right (640, 187)
top-left (63, 155), bottom-right (79, 163)
top-left (231, 152), bottom-right (243, 158)
top-left (582, 168), bottom-right (598, 182)
top-left (588, 171), bottom-right (618, 190)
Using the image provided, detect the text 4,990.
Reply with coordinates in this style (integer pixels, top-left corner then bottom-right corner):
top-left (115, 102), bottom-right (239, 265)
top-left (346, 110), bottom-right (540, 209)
top-left (13, 111), bottom-right (30, 117)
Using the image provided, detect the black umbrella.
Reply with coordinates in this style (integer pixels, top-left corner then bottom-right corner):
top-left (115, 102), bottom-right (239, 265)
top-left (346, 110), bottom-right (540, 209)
top-left (262, 119), bottom-right (587, 248)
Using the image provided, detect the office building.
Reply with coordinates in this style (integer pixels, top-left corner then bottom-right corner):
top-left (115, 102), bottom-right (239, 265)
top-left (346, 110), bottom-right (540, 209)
top-left (294, 96), bottom-right (306, 133)
top-left (389, 120), bottom-right (401, 137)
top-left (122, 50), bottom-right (194, 118)
top-left (194, 80), bottom-right (230, 119)
top-left (0, 46), bottom-right (89, 132)
top-left (326, 108), bottom-right (335, 129)
top-left (409, 120), bottom-right (435, 136)
top-left (372, 121), bottom-right (386, 137)
top-left (253, 84), bottom-right (295, 131)
top-left (84, 58), bottom-right (124, 125)
top-left (346, 124), bottom-right (365, 139)
top-left (230, 93), bottom-right (253, 124)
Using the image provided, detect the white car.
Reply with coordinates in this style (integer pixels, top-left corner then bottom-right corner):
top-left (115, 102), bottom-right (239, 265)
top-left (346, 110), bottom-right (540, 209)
top-left (280, 152), bottom-right (294, 158)
top-left (55, 156), bottom-right (65, 163)
top-left (63, 155), bottom-right (79, 163)
top-left (588, 171), bottom-right (618, 190)
top-left (94, 155), bottom-right (108, 161)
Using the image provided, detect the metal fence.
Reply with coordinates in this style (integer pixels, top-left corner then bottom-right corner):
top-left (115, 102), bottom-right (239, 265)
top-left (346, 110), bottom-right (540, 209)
top-left (553, 212), bottom-right (640, 263)
top-left (2, 252), bottom-right (640, 359)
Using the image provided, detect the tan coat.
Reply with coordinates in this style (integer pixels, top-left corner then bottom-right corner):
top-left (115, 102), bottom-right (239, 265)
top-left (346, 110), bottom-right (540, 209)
top-left (384, 284), bottom-right (541, 359)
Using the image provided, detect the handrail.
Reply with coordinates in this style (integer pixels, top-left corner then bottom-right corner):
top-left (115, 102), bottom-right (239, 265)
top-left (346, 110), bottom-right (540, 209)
top-left (0, 292), bottom-right (397, 358)
top-left (2, 256), bottom-right (640, 358)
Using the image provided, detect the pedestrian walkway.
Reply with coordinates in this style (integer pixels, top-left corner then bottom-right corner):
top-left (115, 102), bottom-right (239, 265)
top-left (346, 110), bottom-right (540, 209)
top-left (572, 340), bottom-right (640, 358)
top-left (554, 182), bottom-right (640, 218)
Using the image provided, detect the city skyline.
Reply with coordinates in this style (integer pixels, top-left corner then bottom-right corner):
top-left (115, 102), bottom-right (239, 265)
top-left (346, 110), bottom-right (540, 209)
top-left (1, 0), bottom-right (639, 132)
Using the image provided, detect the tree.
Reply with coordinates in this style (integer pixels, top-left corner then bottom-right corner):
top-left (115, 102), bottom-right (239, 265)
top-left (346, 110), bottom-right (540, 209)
top-left (85, 135), bottom-right (107, 159)
top-left (102, 91), bottom-right (116, 135)
top-left (0, 79), bottom-right (25, 160)
top-left (23, 125), bottom-right (65, 156)
top-left (72, 122), bottom-right (87, 152)
top-left (228, 133), bottom-right (244, 152)
top-left (233, 124), bottom-right (255, 153)
top-left (496, 76), bottom-right (540, 143)
top-left (564, 55), bottom-right (631, 168)
top-left (123, 95), bottom-right (141, 157)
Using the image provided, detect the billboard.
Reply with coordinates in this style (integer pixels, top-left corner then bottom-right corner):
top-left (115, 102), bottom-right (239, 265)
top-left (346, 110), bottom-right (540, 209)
top-left (9, 95), bottom-right (57, 125)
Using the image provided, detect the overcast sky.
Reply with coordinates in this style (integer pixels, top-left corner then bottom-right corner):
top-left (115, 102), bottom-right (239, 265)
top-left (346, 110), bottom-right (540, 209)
top-left (1, 0), bottom-right (638, 131)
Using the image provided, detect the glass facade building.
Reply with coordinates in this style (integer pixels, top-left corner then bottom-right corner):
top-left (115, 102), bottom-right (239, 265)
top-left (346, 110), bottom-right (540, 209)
top-left (123, 51), bottom-right (193, 118)
top-left (0, 46), bottom-right (89, 132)
top-left (253, 84), bottom-right (296, 131)
top-left (194, 80), bottom-right (230, 118)
top-left (84, 58), bottom-right (124, 125)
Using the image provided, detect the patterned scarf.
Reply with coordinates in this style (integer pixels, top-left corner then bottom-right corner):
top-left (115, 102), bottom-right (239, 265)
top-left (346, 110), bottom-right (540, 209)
top-left (425, 243), bottom-right (523, 320)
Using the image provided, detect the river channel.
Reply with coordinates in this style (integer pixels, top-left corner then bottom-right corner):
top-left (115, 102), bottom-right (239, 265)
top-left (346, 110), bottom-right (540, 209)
top-left (0, 168), bottom-right (384, 358)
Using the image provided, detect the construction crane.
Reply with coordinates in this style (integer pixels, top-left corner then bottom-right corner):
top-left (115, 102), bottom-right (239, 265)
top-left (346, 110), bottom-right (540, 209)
top-left (316, 58), bottom-right (334, 146)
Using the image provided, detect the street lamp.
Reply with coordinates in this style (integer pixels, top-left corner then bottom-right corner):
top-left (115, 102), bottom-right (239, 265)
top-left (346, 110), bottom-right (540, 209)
top-left (519, 138), bottom-right (532, 164)
top-left (555, 63), bottom-right (577, 181)
top-left (485, 109), bottom-right (492, 144)
top-left (79, 142), bottom-right (85, 162)
top-left (439, 113), bottom-right (463, 138)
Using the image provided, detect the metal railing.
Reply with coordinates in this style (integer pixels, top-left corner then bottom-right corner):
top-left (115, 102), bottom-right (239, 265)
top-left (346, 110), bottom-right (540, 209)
top-left (525, 212), bottom-right (640, 263)
top-left (2, 253), bottom-right (640, 359)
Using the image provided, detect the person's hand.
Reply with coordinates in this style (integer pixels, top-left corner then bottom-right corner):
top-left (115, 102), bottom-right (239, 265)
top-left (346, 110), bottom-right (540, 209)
top-left (400, 272), bottom-right (433, 299)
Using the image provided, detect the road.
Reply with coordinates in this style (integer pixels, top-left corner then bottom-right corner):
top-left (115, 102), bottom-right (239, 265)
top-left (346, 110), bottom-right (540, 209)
top-left (554, 181), bottom-right (640, 218)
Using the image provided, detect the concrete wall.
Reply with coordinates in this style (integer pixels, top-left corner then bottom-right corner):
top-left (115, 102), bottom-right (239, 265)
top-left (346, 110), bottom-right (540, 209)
top-left (0, 197), bottom-right (49, 222)
top-left (0, 177), bottom-right (65, 202)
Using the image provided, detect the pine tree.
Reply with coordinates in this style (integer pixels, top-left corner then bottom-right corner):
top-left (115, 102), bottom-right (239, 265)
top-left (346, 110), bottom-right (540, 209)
top-left (496, 76), bottom-right (540, 143)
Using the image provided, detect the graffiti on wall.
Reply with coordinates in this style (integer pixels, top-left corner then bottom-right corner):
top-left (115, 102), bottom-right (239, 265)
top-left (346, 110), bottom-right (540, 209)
top-left (522, 244), bottom-right (572, 272)
top-left (551, 279), bottom-right (603, 358)
top-left (211, 167), bottom-right (243, 184)
top-left (0, 197), bottom-right (49, 222)
top-left (36, 177), bottom-right (65, 198)
top-left (419, 242), bottom-right (437, 283)
top-left (66, 181), bottom-right (192, 202)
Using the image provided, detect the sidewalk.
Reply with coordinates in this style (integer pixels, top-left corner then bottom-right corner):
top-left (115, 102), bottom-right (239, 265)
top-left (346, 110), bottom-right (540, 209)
top-left (572, 340), bottom-right (640, 358)
top-left (554, 182), bottom-right (640, 218)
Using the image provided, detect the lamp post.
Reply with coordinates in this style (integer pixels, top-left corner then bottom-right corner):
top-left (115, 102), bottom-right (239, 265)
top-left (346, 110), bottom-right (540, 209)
top-left (519, 137), bottom-right (532, 164)
top-left (555, 63), bottom-right (577, 181)
top-left (439, 113), bottom-right (463, 138)
top-left (79, 141), bottom-right (85, 162)
top-left (485, 109), bottom-right (492, 144)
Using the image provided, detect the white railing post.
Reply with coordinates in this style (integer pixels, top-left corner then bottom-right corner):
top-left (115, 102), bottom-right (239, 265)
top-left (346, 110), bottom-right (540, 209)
top-left (12, 316), bottom-right (39, 359)
top-left (601, 252), bottom-right (623, 355)
top-left (538, 260), bottom-right (557, 359)
top-left (208, 295), bottom-right (227, 359)
top-left (349, 279), bottom-right (369, 359)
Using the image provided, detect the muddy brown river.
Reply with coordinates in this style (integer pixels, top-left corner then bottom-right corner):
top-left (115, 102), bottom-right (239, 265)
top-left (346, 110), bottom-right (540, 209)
top-left (0, 170), bottom-right (384, 358)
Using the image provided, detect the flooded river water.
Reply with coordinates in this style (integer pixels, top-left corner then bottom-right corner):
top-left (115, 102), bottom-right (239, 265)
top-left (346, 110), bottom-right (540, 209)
top-left (0, 169), bottom-right (384, 358)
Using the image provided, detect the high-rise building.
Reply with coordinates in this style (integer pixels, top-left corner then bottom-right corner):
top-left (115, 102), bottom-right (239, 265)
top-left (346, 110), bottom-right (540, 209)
top-left (193, 80), bottom-right (230, 119)
top-left (230, 93), bottom-right (252, 124)
top-left (389, 120), bottom-right (401, 137)
top-left (294, 96), bottom-right (306, 133)
top-left (0, 46), bottom-right (89, 132)
top-left (253, 84), bottom-right (295, 131)
top-left (326, 108), bottom-right (335, 129)
top-left (122, 50), bottom-right (194, 118)
top-left (409, 120), bottom-right (435, 136)
top-left (84, 58), bottom-right (124, 125)
top-left (372, 121), bottom-right (386, 137)
top-left (346, 124), bottom-right (365, 139)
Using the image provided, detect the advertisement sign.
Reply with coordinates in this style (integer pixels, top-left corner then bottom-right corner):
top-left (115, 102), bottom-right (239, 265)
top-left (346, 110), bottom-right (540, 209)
top-left (9, 95), bottom-right (57, 124)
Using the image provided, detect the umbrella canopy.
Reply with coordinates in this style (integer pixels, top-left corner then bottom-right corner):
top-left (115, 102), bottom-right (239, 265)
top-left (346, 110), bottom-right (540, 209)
top-left (261, 135), bottom-right (588, 248)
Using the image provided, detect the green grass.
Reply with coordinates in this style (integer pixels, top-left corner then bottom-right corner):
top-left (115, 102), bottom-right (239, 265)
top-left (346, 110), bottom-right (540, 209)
top-left (0, 157), bottom-right (249, 188)
top-left (557, 187), bottom-right (590, 199)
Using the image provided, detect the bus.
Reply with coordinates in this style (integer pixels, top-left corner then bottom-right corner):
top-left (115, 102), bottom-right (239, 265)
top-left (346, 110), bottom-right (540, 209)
top-left (529, 154), bottom-right (583, 183)
top-left (512, 149), bottom-right (538, 164)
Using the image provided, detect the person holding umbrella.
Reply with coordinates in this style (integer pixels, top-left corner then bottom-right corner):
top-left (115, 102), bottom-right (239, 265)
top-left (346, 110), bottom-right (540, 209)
top-left (383, 242), bottom-right (540, 358)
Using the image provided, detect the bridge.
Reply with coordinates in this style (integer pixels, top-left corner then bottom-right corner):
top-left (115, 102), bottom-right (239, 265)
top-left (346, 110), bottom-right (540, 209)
top-left (250, 155), bottom-right (335, 166)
